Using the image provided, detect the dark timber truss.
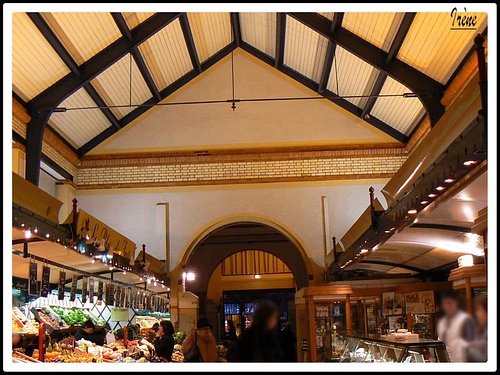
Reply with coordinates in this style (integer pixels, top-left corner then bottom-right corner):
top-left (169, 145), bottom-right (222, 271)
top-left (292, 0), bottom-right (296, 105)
top-left (18, 12), bottom-right (450, 185)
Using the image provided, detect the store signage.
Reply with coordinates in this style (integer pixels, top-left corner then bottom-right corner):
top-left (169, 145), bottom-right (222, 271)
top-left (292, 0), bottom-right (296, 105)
top-left (89, 278), bottom-right (95, 301)
top-left (58, 271), bottom-right (66, 300)
top-left (97, 280), bottom-right (104, 303)
top-left (76, 210), bottom-right (136, 262)
top-left (450, 7), bottom-right (479, 30)
top-left (82, 277), bottom-right (88, 303)
top-left (41, 266), bottom-right (50, 297)
top-left (115, 286), bottom-right (121, 308)
top-left (70, 274), bottom-right (78, 301)
top-left (28, 261), bottom-right (38, 295)
top-left (105, 282), bottom-right (111, 305)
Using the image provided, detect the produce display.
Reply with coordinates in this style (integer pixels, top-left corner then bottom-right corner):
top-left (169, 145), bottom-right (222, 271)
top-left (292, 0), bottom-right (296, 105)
top-left (51, 307), bottom-right (91, 326)
top-left (173, 331), bottom-right (186, 345)
top-left (31, 307), bottom-right (69, 331)
top-left (116, 324), bottom-right (141, 341)
top-left (12, 307), bottom-right (38, 334)
top-left (171, 344), bottom-right (184, 362)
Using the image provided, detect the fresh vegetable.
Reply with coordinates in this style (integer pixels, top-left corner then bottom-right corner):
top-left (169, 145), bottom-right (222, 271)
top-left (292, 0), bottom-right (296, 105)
top-left (51, 307), bottom-right (90, 326)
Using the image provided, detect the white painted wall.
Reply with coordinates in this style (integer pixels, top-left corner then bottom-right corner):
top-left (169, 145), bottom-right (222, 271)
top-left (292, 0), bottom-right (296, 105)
top-left (38, 169), bottom-right (57, 197)
top-left (77, 180), bottom-right (388, 271)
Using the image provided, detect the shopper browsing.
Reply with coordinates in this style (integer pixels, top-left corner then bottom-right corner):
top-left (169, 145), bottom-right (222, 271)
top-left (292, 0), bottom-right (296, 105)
top-left (436, 291), bottom-right (475, 362)
top-left (153, 320), bottom-right (175, 361)
top-left (182, 317), bottom-right (218, 362)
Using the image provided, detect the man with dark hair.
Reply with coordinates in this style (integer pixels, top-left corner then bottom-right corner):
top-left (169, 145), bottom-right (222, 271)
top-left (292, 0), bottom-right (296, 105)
top-left (437, 290), bottom-right (475, 362)
top-left (74, 320), bottom-right (105, 345)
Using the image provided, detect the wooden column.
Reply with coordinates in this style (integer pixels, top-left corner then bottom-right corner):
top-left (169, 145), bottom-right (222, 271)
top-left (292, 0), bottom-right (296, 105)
top-left (465, 278), bottom-right (473, 314)
top-left (306, 296), bottom-right (317, 362)
top-left (345, 294), bottom-right (352, 333)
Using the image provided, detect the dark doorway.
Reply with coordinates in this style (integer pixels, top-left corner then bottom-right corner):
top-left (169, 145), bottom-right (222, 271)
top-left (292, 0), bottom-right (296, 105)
top-left (184, 221), bottom-right (311, 314)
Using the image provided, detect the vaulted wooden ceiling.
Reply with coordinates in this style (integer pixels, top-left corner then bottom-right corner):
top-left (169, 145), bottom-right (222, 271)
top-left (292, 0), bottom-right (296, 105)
top-left (13, 12), bottom-right (487, 159)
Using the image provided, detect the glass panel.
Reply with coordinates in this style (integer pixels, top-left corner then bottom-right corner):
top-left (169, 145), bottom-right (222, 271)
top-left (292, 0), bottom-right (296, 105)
top-left (406, 345), bottom-right (450, 363)
top-left (351, 339), bottom-right (373, 362)
top-left (340, 338), bottom-right (360, 362)
top-left (407, 350), bottom-right (425, 362)
top-left (382, 346), bottom-right (403, 363)
top-left (369, 343), bottom-right (388, 362)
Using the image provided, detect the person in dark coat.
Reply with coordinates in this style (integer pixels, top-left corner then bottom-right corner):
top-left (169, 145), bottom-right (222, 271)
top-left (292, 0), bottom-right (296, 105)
top-left (227, 301), bottom-right (283, 362)
top-left (74, 320), bottom-right (105, 345)
top-left (280, 322), bottom-right (297, 362)
top-left (227, 319), bottom-right (237, 341)
top-left (153, 320), bottom-right (175, 361)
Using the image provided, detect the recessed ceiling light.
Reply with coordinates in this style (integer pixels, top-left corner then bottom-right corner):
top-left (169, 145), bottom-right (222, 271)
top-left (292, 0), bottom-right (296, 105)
top-left (444, 178), bottom-right (455, 183)
top-left (463, 160), bottom-right (477, 166)
top-left (360, 249), bottom-right (369, 254)
top-left (428, 193), bottom-right (437, 198)
top-left (421, 200), bottom-right (429, 204)
top-left (436, 186), bottom-right (445, 191)
top-left (408, 209), bottom-right (418, 214)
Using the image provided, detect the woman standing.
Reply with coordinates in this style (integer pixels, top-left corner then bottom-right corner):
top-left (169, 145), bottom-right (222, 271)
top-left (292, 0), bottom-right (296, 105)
top-left (182, 317), bottom-right (218, 362)
top-left (153, 320), bottom-right (175, 361)
top-left (227, 301), bottom-right (283, 362)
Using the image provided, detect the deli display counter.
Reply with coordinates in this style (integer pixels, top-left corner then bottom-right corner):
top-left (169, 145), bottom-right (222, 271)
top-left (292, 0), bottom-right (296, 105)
top-left (338, 335), bottom-right (450, 363)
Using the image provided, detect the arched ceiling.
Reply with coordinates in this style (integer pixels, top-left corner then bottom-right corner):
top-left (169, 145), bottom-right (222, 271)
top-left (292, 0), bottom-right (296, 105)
top-left (12, 12), bottom-right (487, 156)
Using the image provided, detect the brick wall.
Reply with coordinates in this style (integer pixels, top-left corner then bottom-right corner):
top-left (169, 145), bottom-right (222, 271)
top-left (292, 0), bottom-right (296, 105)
top-left (77, 154), bottom-right (407, 189)
top-left (13, 115), bottom-right (78, 178)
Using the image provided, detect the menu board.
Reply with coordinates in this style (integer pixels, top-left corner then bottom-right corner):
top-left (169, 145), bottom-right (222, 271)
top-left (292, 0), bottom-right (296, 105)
top-left (58, 271), bottom-right (66, 300)
top-left (28, 262), bottom-right (38, 295)
top-left (70, 274), bottom-right (78, 301)
top-left (41, 266), bottom-right (50, 297)
top-left (81, 277), bottom-right (88, 303)
top-left (89, 278), bottom-right (95, 301)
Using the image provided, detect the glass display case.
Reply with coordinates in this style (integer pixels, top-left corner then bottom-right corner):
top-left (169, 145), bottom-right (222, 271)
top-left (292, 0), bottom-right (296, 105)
top-left (339, 336), bottom-right (450, 363)
top-left (314, 302), bottom-right (348, 361)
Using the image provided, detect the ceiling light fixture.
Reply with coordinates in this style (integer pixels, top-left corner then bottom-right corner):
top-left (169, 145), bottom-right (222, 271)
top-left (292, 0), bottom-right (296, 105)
top-left (421, 200), bottom-right (429, 205)
top-left (444, 178), bottom-right (455, 183)
top-left (24, 229), bottom-right (32, 239)
top-left (428, 193), bottom-right (437, 198)
top-left (463, 160), bottom-right (477, 166)
top-left (408, 209), bottom-right (418, 214)
top-left (436, 186), bottom-right (445, 191)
